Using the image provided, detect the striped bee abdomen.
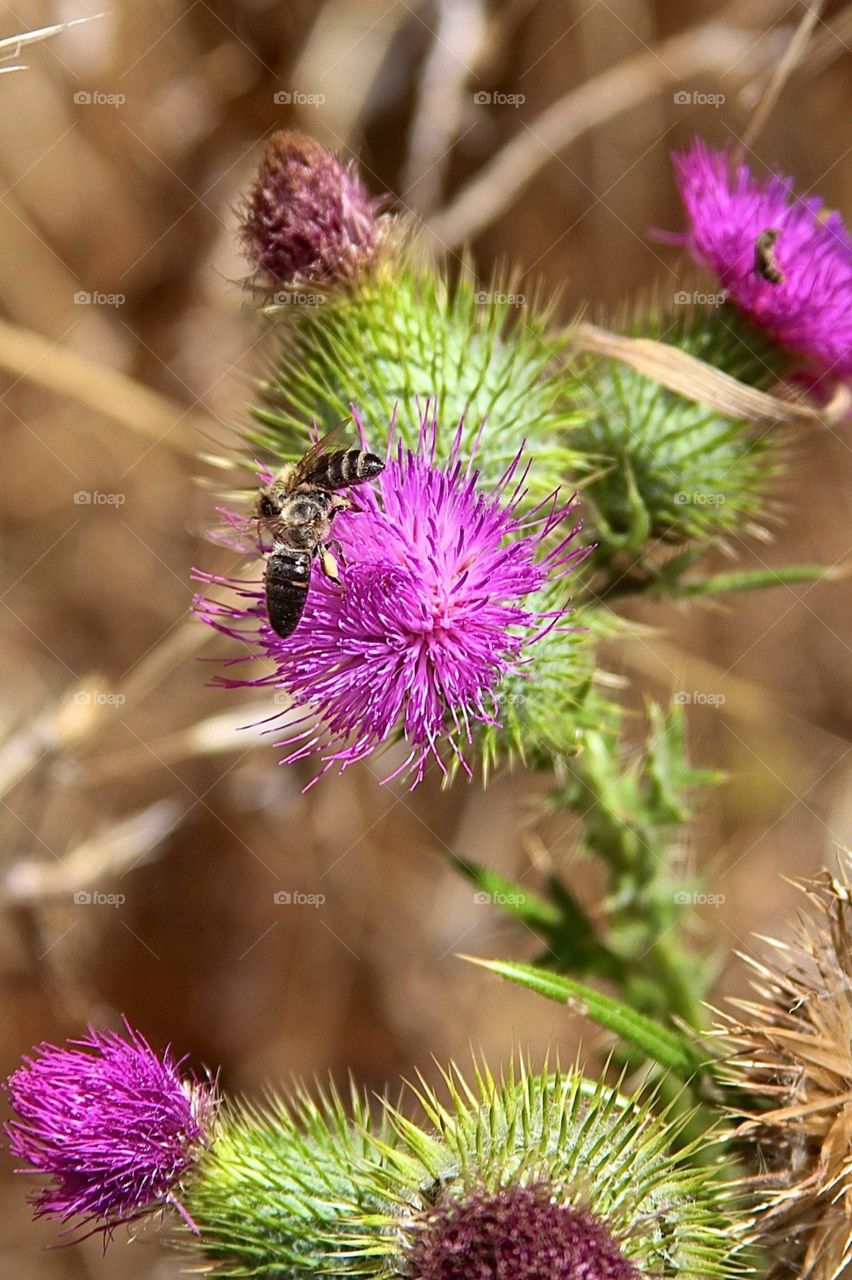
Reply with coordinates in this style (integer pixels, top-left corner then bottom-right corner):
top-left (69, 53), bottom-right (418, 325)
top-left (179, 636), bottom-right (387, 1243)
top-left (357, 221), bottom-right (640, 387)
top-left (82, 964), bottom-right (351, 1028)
top-left (265, 549), bottom-right (312, 638)
top-left (315, 449), bottom-right (384, 490)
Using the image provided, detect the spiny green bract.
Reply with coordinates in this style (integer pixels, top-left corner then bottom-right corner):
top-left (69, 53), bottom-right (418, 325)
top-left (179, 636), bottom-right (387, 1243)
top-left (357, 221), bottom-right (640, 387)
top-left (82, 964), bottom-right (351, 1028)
top-left (185, 1060), bottom-right (746, 1279)
top-left (183, 1081), bottom-right (392, 1277)
top-left (471, 591), bottom-right (619, 781)
top-left (574, 302), bottom-right (788, 557)
top-left (247, 258), bottom-right (583, 498)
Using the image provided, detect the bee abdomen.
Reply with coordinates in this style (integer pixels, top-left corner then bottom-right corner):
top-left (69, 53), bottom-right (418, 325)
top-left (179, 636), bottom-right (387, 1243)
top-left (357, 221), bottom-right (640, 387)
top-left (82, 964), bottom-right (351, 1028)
top-left (265, 550), bottom-right (311, 638)
top-left (319, 449), bottom-right (385, 490)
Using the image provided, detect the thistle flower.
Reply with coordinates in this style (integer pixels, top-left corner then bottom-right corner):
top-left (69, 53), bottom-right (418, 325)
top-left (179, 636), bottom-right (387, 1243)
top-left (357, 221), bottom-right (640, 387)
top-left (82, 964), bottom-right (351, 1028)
top-left (724, 853), bottom-right (852, 1280)
top-left (196, 411), bottom-right (587, 787)
top-left (667, 140), bottom-right (852, 380)
top-left (187, 1059), bottom-right (742, 1279)
top-left (240, 130), bottom-right (384, 289)
top-left (4, 1020), bottom-right (215, 1239)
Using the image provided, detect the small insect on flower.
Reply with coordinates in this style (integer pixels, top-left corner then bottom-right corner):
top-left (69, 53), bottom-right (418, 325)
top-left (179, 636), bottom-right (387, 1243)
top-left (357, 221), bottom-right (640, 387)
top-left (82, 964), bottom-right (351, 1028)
top-left (3, 1020), bottom-right (215, 1241)
top-left (256, 425), bottom-right (384, 639)
top-left (754, 228), bottom-right (784, 284)
top-left (664, 140), bottom-right (852, 380)
top-left (195, 408), bottom-right (587, 787)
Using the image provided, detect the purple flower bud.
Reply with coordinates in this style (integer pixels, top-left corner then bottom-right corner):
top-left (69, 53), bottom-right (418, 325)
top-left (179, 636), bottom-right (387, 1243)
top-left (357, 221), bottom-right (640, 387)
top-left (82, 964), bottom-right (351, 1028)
top-left (240, 130), bottom-right (384, 288)
top-left (664, 140), bottom-right (852, 381)
top-left (408, 1182), bottom-right (639, 1280)
top-left (4, 1021), bottom-right (215, 1240)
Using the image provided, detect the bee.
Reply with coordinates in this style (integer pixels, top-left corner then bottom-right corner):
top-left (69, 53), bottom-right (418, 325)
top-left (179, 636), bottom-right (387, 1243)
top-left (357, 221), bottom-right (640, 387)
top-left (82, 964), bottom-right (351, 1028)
top-left (257, 429), bottom-right (384, 639)
top-left (754, 228), bottom-right (784, 284)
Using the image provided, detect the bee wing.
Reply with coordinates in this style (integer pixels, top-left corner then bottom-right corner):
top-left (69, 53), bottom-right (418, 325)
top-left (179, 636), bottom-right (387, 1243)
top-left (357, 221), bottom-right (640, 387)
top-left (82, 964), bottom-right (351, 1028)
top-left (194, 508), bottom-right (259, 555)
top-left (289, 420), bottom-right (353, 486)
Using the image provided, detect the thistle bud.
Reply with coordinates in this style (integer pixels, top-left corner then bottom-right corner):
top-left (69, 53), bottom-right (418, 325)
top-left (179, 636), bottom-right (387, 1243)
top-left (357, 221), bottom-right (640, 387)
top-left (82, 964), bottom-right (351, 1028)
top-left (187, 1060), bottom-right (743, 1279)
top-left (240, 130), bottom-right (384, 289)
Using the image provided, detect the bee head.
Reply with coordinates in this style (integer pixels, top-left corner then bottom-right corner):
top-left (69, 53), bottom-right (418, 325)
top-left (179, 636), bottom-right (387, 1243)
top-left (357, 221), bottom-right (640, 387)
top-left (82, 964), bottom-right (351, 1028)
top-left (257, 492), bottom-right (279, 519)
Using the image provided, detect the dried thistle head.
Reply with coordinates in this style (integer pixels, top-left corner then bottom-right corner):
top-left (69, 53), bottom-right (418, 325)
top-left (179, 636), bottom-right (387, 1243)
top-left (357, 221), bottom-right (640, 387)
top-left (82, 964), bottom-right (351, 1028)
top-left (725, 852), bottom-right (852, 1280)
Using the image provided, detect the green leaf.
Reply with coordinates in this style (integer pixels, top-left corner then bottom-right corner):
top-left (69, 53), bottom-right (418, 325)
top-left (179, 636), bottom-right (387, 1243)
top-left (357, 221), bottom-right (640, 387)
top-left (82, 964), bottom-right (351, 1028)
top-left (451, 852), bottom-right (623, 981)
top-left (463, 956), bottom-right (707, 1080)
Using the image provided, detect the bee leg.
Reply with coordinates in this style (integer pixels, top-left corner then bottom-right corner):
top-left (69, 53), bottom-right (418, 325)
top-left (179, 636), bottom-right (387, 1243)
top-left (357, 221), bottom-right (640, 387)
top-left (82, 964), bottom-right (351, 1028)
top-left (320, 546), bottom-right (343, 589)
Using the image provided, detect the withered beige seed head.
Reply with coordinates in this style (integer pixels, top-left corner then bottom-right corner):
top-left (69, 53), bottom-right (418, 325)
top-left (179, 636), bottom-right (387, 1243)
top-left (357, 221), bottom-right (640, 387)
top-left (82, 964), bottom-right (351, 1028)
top-left (725, 851), bottom-right (852, 1280)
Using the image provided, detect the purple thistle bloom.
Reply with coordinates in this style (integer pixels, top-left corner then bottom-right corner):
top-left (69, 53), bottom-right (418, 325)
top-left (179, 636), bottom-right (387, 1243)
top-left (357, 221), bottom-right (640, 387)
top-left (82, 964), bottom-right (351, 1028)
top-left (4, 1021), bottom-right (215, 1239)
top-left (665, 140), bottom-right (852, 380)
top-left (408, 1183), bottom-right (639, 1280)
top-left (241, 130), bottom-right (384, 288)
top-left (195, 413), bottom-right (585, 787)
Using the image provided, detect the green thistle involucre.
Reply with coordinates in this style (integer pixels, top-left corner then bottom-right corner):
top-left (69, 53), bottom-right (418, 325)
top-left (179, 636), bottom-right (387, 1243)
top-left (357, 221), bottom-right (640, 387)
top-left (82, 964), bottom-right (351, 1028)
top-left (249, 259), bottom-right (582, 498)
top-left (186, 1060), bottom-right (744, 1279)
top-left (575, 303), bottom-right (788, 557)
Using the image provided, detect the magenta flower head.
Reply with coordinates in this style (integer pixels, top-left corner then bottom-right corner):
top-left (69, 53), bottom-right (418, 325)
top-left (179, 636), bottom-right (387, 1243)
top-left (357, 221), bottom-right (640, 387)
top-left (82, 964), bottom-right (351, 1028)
top-left (4, 1020), bottom-right (215, 1240)
top-left (240, 129), bottom-right (384, 288)
top-left (666, 140), bottom-right (852, 380)
top-left (196, 411), bottom-right (586, 787)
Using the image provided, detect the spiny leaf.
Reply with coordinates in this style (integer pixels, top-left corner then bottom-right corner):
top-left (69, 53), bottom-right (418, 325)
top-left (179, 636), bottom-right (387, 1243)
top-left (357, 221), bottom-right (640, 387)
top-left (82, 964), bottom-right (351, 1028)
top-left (463, 956), bottom-right (707, 1080)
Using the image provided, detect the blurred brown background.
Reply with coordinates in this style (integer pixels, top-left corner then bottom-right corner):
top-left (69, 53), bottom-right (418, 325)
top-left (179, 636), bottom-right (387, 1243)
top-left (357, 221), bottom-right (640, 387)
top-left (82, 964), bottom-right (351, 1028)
top-left (1, 0), bottom-right (850, 1274)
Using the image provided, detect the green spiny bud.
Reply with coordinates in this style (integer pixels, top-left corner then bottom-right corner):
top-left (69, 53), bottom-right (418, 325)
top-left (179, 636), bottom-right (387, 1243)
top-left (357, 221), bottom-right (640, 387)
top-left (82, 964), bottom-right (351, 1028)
top-left (574, 302), bottom-right (788, 558)
top-left (472, 588), bottom-right (618, 781)
top-left (248, 259), bottom-right (583, 500)
top-left (185, 1060), bottom-right (747, 1279)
